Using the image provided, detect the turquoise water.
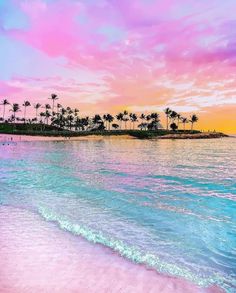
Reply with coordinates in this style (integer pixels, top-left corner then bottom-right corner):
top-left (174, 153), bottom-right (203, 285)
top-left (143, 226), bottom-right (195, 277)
top-left (0, 137), bottom-right (235, 292)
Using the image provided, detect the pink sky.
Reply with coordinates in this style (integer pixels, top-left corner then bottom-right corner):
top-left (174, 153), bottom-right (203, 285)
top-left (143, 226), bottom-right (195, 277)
top-left (0, 0), bottom-right (236, 132)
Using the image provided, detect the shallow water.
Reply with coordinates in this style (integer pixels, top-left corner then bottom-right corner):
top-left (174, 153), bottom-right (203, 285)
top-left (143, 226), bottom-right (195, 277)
top-left (0, 137), bottom-right (235, 292)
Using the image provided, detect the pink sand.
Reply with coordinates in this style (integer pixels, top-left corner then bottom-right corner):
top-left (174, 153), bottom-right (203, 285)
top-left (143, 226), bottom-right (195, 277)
top-left (0, 134), bottom-right (134, 142)
top-left (0, 206), bottom-right (222, 293)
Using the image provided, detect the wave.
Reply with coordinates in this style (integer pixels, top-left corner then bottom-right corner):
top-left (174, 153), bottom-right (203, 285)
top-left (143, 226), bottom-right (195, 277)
top-left (38, 206), bottom-right (233, 291)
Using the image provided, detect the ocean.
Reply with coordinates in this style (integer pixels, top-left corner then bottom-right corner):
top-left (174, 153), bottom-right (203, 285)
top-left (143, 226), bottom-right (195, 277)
top-left (0, 137), bottom-right (235, 292)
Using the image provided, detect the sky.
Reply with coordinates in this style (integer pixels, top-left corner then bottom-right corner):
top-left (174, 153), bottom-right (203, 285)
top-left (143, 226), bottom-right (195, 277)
top-left (0, 0), bottom-right (236, 133)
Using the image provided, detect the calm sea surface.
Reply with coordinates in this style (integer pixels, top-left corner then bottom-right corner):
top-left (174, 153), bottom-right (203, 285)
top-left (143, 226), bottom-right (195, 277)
top-left (0, 137), bottom-right (235, 292)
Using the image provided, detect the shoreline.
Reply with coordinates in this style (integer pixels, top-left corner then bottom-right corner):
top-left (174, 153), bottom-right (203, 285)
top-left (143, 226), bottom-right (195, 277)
top-left (0, 131), bottom-right (229, 142)
top-left (157, 132), bottom-right (229, 139)
top-left (0, 206), bottom-right (222, 293)
top-left (0, 133), bottom-right (135, 142)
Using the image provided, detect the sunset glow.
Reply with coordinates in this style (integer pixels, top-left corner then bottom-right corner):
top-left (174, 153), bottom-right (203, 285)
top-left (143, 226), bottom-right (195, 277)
top-left (1, 0), bottom-right (236, 133)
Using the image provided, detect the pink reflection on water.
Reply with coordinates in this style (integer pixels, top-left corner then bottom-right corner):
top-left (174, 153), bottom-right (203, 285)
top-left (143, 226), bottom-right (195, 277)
top-left (0, 206), bottom-right (222, 293)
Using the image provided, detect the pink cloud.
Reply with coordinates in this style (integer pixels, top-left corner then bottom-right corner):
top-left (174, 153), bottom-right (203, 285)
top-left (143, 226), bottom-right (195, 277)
top-left (1, 0), bottom-right (236, 131)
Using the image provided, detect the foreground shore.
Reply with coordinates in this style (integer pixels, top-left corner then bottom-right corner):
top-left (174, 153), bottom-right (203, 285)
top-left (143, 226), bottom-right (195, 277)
top-left (0, 206), bottom-right (222, 293)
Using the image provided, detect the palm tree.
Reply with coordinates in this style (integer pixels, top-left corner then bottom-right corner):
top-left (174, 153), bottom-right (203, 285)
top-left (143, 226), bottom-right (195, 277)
top-left (150, 113), bottom-right (160, 130)
top-left (189, 114), bottom-right (199, 131)
top-left (57, 103), bottom-right (62, 115)
top-left (34, 103), bottom-right (41, 122)
top-left (45, 103), bottom-right (51, 111)
top-left (43, 104), bottom-right (51, 121)
top-left (130, 113), bottom-right (138, 129)
top-left (1, 99), bottom-right (10, 122)
top-left (103, 114), bottom-right (108, 129)
top-left (92, 114), bottom-right (102, 124)
top-left (45, 110), bottom-right (51, 125)
top-left (138, 122), bottom-right (148, 130)
top-left (106, 114), bottom-right (114, 130)
top-left (170, 111), bottom-right (177, 123)
top-left (164, 108), bottom-right (172, 130)
top-left (74, 116), bottom-right (82, 131)
top-left (52, 111), bottom-right (57, 118)
top-left (49, 94), bottom-right (58, 112)
top-left (81, 117), bottom-right (89, 131)
top-left (22, 101), bottom-right (31, 123)
top-left (39, 112), bottom-right (46, 130)
top-left (67, 114), bottom-right (74, 130)
top-left (92, 114), bottom-right (104, 130)
top-left (181, 117), bottom-right (188, 131)
top-left (146, 114), bottom-right (151, 129)
top-left (39, 112), bottom-right (45, 121)
top-left (177, 113), bottom-right (182, 128)
top-left (66, 106), bottom-right (72, 114)
top-left (61, 107), bottom-right (67, 116)
top-left (140, 113), bottom-right (145, 123)
top-left (51, 113), bottom-right (66, 130)
top-left (74, 108), bottom-right (79, 117)
top-left (123, 110), bottom-right (129, 130)
top-left (10, 103), bottom-right (21, 123)
top-left (116, 113), bottom-right (124, 129)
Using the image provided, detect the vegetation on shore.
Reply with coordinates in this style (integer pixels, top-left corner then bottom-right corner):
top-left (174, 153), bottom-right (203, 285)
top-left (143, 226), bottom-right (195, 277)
top-left (0, 94), bottom-right (200, 132)
top-left (0, 94), bottom-right (226, 139)
top-left (0, 122), bottom-right (202, 138)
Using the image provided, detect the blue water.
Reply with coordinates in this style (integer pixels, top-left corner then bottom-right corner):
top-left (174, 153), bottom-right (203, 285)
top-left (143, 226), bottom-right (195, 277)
top-left (0, 137), bottom-right (235, 292)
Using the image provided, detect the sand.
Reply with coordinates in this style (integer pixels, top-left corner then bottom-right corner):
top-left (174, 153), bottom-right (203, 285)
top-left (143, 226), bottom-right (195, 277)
top-left (0, 206), bottom-right (223, 293)
top-left (0, 133), bottom-right (134, 142)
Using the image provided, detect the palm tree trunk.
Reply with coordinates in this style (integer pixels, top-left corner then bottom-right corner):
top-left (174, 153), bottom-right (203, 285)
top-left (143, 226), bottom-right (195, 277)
top-left (13, 112), bottom-right (16, 128)
top-left (3, 105), bottom-right (5, 121)
top-left (24, 107), bottom-right (26, 123)
top-left (166, 116), bottom-right (169, 130)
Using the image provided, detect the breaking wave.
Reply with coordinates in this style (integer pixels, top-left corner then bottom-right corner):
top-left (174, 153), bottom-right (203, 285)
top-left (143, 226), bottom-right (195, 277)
top-left (38, 206), bottom-right (233, 291)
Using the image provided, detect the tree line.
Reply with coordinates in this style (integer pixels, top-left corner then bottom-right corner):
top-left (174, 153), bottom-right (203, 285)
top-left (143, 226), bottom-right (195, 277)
top-left (0, 95), bottom-right (199, 132)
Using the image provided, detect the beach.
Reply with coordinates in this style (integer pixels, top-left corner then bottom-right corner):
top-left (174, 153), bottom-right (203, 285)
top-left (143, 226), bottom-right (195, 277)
top-left (0, 131), bottom-right (228, 143)
top-left (0, 133), bottom-right (134, 142)
top-left (0, 206), bottom-right (221, 293)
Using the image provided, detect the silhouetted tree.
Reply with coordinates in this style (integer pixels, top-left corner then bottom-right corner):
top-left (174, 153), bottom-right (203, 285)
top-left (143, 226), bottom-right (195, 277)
top-left (22, 100), bottom-right (31, 123)
top-left (49, 94), bottom-right (58, 112)
top-left (1, 99), bottom-right (10, 121)
top-left (112, 123), bottom-right (119, 130)
top-left (116, 113), bottom-right (124, 129)
top-left (164, 108), bottom-right (172, 130)
top-left (130, 113), bottom-right (138, 129)
top-left (10, 103), bottom-right (21, 124)
top-left (170, 122), bottom-right (178, 131)
top-left (190, 114), bottom-right (199, 131)
top-left (34, 103), bottom-right (41, 122)
top-left (181, 117), bottom-right (188, 131)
